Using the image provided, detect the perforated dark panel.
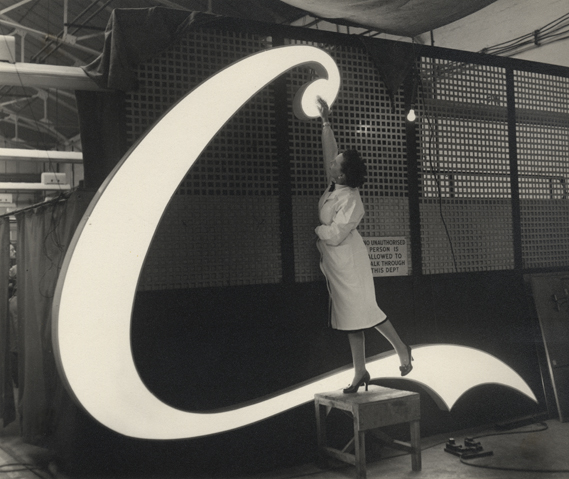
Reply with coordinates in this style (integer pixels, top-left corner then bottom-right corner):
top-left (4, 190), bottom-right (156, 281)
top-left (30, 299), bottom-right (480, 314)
top-left (515, 71), bottom-right (569, 269)
top-left (417, 58), bottom-right (514, 273)
top-left (126, 29), bottom-right (281, 290)
top-left (287, 41), bottom-right (411, 282)
top-left (138, 196), bottom-right (281, 290)
top-left (123, 24), bottom-right (569, 287)
top-left (126, 30), bottom-right (272, 145)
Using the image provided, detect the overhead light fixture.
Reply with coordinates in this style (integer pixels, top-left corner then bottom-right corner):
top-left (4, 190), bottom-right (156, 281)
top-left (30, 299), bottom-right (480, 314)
top-left (407, 108), bottom-right (416, 122)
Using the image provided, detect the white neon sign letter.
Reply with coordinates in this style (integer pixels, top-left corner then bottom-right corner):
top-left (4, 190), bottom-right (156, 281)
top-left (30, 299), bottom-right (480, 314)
top-left (52, 46), bottom-right (537, 440)
top-left (52, 45), bottom-right (341, 439)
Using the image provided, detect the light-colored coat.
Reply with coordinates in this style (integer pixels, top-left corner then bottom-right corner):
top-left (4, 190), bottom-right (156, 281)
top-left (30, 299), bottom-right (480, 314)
top-left (316, 184), bottom-right (386, 330)
top-left (314, 123), bottom-right (386, 330)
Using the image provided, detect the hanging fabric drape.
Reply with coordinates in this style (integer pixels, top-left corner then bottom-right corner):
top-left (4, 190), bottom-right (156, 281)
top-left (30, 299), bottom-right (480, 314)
top-left (279, 0), bottom-right (499, 37)
top-left (0, 218), bottom-right (15, 426)
top-left (75, 90), bottom-right (127, 190)
top-left (76, 7), bottom-right (201, 190)
top-left (15, 191), bottom-right (94, 445)
top-left (360, 37), bottom-right (418, 113)
top-left (82, 7), bottom-right (194, 91)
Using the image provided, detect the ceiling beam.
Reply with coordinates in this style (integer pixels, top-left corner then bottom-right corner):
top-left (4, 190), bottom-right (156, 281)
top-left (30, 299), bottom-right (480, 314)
top-left (0, 17), bottom-right (101, 57)
top-left (0, 148), bottom-right (82, 163)
top-left (0, 62), bottom-right (102, 90)
top-left (0, 0), bottom-right (34, 16)
top-left (0, 182), bottom-right (71, 191)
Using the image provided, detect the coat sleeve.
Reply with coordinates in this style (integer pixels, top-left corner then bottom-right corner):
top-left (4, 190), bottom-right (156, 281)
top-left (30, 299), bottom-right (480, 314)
top-left (315, 193), bottom-right (363, 246)
top-left (322, 124), bottom-right (338, 183)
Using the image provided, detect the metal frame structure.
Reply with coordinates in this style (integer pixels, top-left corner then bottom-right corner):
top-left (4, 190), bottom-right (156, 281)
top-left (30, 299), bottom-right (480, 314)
top-left (116, 17), bottom-right (569, 290)
top-left (0, 1), bottom-right (378, 208)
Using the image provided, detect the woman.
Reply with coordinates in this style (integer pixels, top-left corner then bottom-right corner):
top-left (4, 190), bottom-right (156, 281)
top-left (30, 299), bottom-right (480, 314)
top-left (315, 98), bottom-right (413, 394)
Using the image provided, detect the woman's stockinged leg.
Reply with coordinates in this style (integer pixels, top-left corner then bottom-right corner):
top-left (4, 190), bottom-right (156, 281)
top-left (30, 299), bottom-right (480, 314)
top-left (347, 330), bottom-right (367, 377)
top-left (375, 319), bottom-right (411, 367)
top-left (344, 330), bottom-right (372, 392)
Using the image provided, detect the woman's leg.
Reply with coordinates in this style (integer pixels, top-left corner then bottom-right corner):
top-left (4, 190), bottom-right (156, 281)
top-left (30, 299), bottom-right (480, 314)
top-left (375, 319), bottom-right (411, 367)
top-left (347, 330), bottom-right (367, 379)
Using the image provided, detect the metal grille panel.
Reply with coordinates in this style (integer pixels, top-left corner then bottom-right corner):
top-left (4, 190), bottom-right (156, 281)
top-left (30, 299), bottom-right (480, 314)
top-left (287, 41), bottom-right (410, 282)
top-left (138, 196), bottom-right (281, 290)
top-left (515, 71), bottom-right (569, 269)
top-left (123, 24), bottom-right (569, 286)
top-left (418, 58), bottom-right (514, 273)
top-left (126, 29), bottom-right (282, 289)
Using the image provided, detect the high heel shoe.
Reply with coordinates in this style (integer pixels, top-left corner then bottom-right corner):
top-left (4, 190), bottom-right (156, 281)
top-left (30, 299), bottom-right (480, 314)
top-left (400, 345), bottom-right (414, 377)
top-left (343, 371), bottom-right (371, 394)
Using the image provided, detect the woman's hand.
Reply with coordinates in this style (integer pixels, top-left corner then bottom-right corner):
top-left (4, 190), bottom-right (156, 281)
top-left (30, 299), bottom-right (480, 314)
top-left (317, 96), bottom-right (330, 122)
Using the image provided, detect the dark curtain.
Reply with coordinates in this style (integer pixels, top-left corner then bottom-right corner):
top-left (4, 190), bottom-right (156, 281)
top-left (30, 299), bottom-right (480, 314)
top-left (74, 90), bottom-right (127, 190)
top-left (16, 191), bottom-right (94, 444)
top-left (0, 218), bottom-right (15, 426)
top-left (360, 37), bottom-right (418, 112)
top-left (82, 7), bottom-right (193, 91)
top-left (76, 7), bottom-right (199, 190)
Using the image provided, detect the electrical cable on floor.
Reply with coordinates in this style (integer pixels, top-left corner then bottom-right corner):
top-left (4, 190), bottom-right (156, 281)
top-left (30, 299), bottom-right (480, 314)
top-left (471, 420), bottom-right (548, 440)
top-left (454, 421), bottom-right (569, 473)
top-left (460, 454), bottom-right (569, 474)
top-left (291, 420), bottom-right (563, 478)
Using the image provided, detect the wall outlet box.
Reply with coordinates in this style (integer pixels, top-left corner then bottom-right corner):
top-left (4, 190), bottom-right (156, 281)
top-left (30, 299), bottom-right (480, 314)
top-left (0, 36), bottom-right (16, 63)
top-left (41, 172), bottom-right (67, 184)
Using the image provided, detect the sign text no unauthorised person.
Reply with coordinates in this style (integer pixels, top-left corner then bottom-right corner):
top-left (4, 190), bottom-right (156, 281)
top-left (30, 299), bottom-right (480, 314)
top-left (363, 236), bottom-right (408, 277)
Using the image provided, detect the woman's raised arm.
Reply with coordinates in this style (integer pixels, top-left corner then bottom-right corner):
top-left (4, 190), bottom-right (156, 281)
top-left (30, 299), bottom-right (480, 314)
top-left (317, 97), bottom-right (338, 183)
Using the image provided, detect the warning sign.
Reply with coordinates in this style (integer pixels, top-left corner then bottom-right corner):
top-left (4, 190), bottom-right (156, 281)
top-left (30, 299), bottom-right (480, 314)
top-left (363, 237), bottom-right (409, 277)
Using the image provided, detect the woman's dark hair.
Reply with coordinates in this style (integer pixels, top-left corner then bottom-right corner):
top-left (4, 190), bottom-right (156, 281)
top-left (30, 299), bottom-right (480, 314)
top-left (341, 149), bottom-right (367, 188)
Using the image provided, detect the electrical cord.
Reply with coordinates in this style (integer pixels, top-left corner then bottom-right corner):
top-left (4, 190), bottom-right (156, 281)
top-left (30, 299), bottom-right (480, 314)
top-left (460, 459), bottom-right (569, 474)
top-left (457, 421), bottom-right (569, 473)
top-left (471, 420), bottom-right (549, 440)
top-left (414, 63), bottom-right (459, 273)
top-left (481, 12), bottom-right (569, 57)
top-left (286, 422), bottom-right (564, 478)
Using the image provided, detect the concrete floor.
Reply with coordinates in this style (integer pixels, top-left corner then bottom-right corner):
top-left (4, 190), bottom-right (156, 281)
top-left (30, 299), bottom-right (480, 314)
top-left (0, 414), bottom-right (568, 478)
top-left (243, 418), bottom-right (569, 479)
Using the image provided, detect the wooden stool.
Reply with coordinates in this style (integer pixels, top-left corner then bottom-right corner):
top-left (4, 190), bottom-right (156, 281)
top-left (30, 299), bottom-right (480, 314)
top-left (314, 386), bottom-right (421, 479)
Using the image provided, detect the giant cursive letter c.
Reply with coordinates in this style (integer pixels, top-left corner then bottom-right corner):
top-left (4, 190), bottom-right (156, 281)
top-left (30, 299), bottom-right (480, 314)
top-left (52, 45), bottom-right (341, 439)
top-left (52, 45), bottom-right (538, 441)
